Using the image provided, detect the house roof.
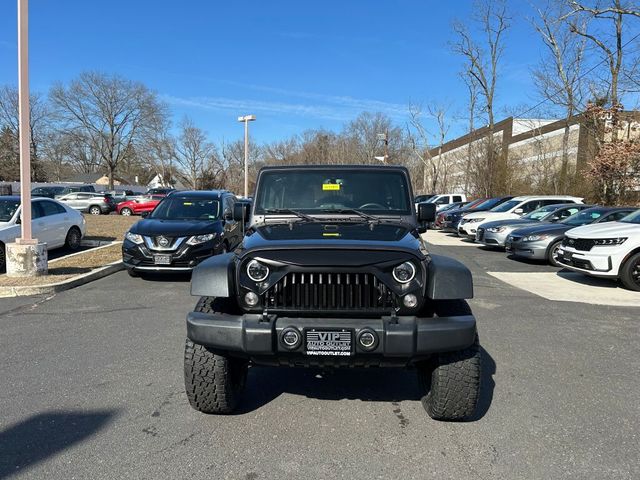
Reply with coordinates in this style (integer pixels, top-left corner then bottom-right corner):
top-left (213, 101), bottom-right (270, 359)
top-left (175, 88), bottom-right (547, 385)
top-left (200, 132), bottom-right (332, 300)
top-left (64, 173), bottom-right (134, 185)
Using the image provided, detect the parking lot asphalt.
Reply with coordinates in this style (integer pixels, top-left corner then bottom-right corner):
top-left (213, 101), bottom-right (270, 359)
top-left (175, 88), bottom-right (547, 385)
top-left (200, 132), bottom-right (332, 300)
top-left (1, 242), bottom-right (639, 479)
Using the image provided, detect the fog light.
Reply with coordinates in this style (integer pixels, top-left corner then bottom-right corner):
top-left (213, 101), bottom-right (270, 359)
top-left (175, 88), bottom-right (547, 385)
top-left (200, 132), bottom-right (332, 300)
top-left (281, 327), bottom-right (301, 349)
top-left (244, 291), bottom-right (259, 307)
top-left (403, 294), bottom-right (418, 308)
top-left (357, 329), bottom-right (378, 350)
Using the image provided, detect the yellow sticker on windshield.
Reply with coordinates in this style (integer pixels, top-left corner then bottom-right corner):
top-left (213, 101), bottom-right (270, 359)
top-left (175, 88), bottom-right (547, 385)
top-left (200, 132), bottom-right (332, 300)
top-left (322, 232), bottom-right (340, 237)
top-left (322, 184), bottom-right (340, 191)
top-left (183, 202), bottom-right (193, 206)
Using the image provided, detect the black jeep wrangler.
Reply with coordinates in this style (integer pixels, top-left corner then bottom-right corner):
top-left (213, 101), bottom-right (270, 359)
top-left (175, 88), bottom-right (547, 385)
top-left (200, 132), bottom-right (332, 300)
top-left (184, 165), bottom-right (481, 421)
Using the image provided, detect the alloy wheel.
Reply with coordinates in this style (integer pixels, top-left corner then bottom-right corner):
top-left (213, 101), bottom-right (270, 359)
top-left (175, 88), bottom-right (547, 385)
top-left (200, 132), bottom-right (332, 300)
top-left (632, 260), bottom-right (640, 287)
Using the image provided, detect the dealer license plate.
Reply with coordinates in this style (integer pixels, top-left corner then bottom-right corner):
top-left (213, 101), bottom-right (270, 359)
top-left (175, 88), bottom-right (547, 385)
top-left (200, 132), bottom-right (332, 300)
top-left (305, 329), bottom-right (352, 356)
top-left (153, 254), bottom-right (172, 265)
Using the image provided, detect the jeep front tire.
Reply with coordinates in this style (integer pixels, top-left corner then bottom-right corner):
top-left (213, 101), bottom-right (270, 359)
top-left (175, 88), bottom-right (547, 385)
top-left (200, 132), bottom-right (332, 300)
top-left (184, 297), bottom-right (248, 414)
top-left (418, 300), bottom-right (481, 421)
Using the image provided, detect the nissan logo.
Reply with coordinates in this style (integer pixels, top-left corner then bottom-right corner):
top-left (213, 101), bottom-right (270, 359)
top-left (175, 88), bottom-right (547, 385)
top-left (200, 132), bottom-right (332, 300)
top-left (157, 236), bottom-right (169, 247)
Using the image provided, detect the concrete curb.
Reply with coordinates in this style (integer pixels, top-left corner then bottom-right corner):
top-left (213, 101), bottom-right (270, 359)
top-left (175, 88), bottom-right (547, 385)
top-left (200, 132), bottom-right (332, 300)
top-left (0, 261), bottom-right (125, 298)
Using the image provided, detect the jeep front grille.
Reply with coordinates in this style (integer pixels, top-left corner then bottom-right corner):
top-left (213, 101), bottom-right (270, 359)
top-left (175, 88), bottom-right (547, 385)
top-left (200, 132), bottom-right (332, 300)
top-left (263, 272), bottom-right (396, 311)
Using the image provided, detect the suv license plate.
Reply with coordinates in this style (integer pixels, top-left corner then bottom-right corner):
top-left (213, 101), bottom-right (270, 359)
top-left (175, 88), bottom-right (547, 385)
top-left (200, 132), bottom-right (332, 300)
top-left (153, 254), bottom-right (172, 265)
top-left (305, 329), bottom-right (352, 356)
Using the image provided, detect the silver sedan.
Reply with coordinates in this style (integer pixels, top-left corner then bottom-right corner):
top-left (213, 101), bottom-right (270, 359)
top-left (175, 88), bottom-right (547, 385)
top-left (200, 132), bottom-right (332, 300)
top-left (477, 204), bottom-right (590, 248)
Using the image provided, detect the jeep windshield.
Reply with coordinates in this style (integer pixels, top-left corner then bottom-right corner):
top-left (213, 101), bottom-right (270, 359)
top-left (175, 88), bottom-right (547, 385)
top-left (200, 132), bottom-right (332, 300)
top-left (254, 169), bottom-right (412, 216)
top-left (149, 196), bottom-right (220, 220)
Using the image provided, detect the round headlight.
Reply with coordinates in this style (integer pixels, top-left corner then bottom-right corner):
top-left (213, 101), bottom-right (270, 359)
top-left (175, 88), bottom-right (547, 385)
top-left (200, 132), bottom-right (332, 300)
top-left (246, 259), bottom-right (269, 282)
top-left (392, 261), bottom-right (416, 283)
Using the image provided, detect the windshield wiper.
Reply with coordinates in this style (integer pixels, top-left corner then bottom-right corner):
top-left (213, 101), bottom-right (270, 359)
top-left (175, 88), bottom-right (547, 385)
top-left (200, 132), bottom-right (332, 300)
top-left (263, 208), bottom-right (318, 222)
top-left (319, 208), bottom-right (381, 223)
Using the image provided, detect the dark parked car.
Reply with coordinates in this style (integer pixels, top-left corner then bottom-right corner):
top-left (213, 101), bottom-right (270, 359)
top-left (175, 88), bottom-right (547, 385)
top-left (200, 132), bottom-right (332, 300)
top-left (506, 206), bottom-right (637, 266)
top-left (31, 186), bottom-right (66, 199)
top-left (99, 189), bottom-right (136, 204)
top-left (443, 196), bottom-right (514, 233)
top-left (146, 187), bottom-right (175, 195)
top-left (184, 165), bottom-right (481, 421)
top-left (56, 185), bottom-right (96, 196)
top-left (122, 190), bottom-right (242, 274)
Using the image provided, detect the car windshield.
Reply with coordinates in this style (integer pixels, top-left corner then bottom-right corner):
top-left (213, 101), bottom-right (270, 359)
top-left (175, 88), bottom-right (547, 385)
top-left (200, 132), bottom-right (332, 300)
top-left (490, 199), bottom-right (520, 212)
top-left (0, 199), bottom-right (20, 222)
top-left (523, 205), bottom-right (559, 220)
top-left (255, 169), bottom-right (412, 215)
top-left (149, 196), bottom-right (220, 220)
top-left (561, 209), bottom-right (603, 226)
top-left (619, 209), bottom-right (640, 224)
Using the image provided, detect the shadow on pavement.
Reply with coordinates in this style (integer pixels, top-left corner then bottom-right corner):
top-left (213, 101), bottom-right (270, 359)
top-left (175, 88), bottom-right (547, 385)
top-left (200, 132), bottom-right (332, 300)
top-left (236, 347), bottom-right (496, 422)
top-left (137, 272), bottom-right (192, 283)
top-left (0, 409), bottom-right (117, 479)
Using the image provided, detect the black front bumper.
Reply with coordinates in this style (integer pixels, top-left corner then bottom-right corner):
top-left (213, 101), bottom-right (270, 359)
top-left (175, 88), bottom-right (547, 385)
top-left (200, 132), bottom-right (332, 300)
top-left (186, 311), bottom-right (477, 366)
top-left (122, 239), bottom-right (221, 271)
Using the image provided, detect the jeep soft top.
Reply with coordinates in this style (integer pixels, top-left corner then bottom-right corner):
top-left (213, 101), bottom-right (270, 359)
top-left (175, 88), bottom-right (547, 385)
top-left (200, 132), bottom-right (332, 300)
top-left (183, 165), bottom-right (481, 421)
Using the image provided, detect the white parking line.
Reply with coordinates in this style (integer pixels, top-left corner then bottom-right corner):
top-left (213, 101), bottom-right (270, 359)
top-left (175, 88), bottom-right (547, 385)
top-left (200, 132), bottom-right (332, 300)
top-left (488, 271), bottom-right (640, 307)
top-left (422, 230), bottom-right (481, 247)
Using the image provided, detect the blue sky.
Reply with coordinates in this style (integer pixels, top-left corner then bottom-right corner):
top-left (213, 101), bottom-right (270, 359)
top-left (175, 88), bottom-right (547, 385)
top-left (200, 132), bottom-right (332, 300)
top-left (0, 1), bottom-right (598, 144)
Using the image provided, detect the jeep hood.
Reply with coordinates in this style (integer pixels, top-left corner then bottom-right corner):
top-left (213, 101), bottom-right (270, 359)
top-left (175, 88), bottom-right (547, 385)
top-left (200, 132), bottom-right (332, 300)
top-left (240, 222), bottom-right (421, 254)
top-left (565, 221), bottom-right (640, 239)
top-left (130, 218), bottom-right (222, 237)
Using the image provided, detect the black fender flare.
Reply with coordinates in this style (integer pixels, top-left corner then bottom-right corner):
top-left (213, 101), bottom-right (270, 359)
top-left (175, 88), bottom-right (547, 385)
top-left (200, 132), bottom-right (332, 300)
top-left (426, 254), bottom-right (473, 300)
top-left (190, 253), bottom-right (234, 297)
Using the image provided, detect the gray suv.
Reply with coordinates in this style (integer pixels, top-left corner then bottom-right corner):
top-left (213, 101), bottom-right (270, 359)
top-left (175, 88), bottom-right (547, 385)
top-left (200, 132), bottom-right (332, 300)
top-left (56, 192), bottom-right (116, 215)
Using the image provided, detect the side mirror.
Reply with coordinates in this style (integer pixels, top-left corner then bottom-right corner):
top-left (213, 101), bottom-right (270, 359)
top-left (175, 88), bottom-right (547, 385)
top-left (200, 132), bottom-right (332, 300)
top-left (549, 215), bottom-right (560, 222)
top-left (417, 202), bottom-right (437, 223)
top-left (514, 208), bottom-right (524, 215)
top-left (232, 202), bottom-right (250, 223)
top-left (141, 211), bottom-right (149, 218)
top-left (223, 209), bottom-right (233, 221)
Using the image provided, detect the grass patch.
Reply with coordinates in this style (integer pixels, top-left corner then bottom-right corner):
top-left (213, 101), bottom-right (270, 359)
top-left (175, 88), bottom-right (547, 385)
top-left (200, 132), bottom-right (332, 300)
top-left (84, 214), bottom-right (137, 241)
top-left (0, 244), bottom-right (122, 287)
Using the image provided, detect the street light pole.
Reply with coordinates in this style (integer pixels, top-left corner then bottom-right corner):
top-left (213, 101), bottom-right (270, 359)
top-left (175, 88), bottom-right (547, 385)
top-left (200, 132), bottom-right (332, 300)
top-left (18, 0), bottom-right (32, 242)
top-left (237, 114), bottom-right (256, 198)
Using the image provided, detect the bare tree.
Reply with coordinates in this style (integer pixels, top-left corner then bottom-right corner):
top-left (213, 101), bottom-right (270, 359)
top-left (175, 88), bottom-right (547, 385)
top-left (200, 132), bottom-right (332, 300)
top-left (0, 85), bottom-right (50, 180)
top-left (50, 72), bottom-right (163, 189)
top-left (452, 0), bottom-right (509, 195)
top-left (562, 0), bottom-right (640, 107)
top-left (532, 1), bottom-right (587, 192)
top-left (461, 71), bottom-right (480, 194)
top-left (407, 103), bottom-right (453, 193)
top-left (174, 117), bottom-right (215, 190)
top-left (142, 108), bottom-right (177, 187)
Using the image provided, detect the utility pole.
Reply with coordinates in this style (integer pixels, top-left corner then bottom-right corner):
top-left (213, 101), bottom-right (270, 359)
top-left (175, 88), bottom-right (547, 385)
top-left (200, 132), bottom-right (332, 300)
top-left (237, 114), bottom-right (256, 198)
top-left (6, 0), bottom-right (47, 277)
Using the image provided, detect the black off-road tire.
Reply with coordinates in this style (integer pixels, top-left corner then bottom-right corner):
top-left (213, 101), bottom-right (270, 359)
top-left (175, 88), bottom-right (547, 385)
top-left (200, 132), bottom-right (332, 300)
top-left (0, 241), bottom-right (5, 272)
top-left (619, 252), bottom-right (640, 291)
top-left (184, 296), bottom-right (248, 414)
top-left (418, 300), bottom-right (481, 421)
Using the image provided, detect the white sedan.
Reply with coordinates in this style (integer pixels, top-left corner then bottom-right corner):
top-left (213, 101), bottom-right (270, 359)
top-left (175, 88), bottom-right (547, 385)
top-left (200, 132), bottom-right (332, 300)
top-left (0, 196), bottom-right (86, 270)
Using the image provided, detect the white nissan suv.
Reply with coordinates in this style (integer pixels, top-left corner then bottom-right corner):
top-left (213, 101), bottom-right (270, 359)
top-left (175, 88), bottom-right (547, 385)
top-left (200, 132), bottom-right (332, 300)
top-left (458, 195), bottom-right (584, 238)
top-left (556, 209), bottom-right (640, 291)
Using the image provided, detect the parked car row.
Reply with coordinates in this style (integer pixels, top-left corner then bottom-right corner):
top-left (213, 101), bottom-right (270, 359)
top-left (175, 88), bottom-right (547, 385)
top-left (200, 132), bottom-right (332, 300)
top-left (431, 195), bottom-right (640, 291)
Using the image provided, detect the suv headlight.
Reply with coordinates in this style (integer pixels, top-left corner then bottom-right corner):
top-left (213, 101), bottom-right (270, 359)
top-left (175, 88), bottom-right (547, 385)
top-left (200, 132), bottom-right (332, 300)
top-left (487, 226), bottom-right (506, 233)
top-left (593, 237), bottom-right (627, 246)
top-left (523, 234), bottom-right (547, 242)
top-left (467, 218), bottom-right (484, 223)
top-left (246, 259), bottom-right (270, 282)
top-left (392, 261), bottom-right (416, 283)
top-left (125, 231), bottom-right (143, 244)
top-left (186, 233), bottom-right (216, 245)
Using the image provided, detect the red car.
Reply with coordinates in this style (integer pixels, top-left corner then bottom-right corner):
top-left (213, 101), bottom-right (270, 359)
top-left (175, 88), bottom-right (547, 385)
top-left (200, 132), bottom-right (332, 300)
top-left (117, 195), bottom-right (165, 216)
